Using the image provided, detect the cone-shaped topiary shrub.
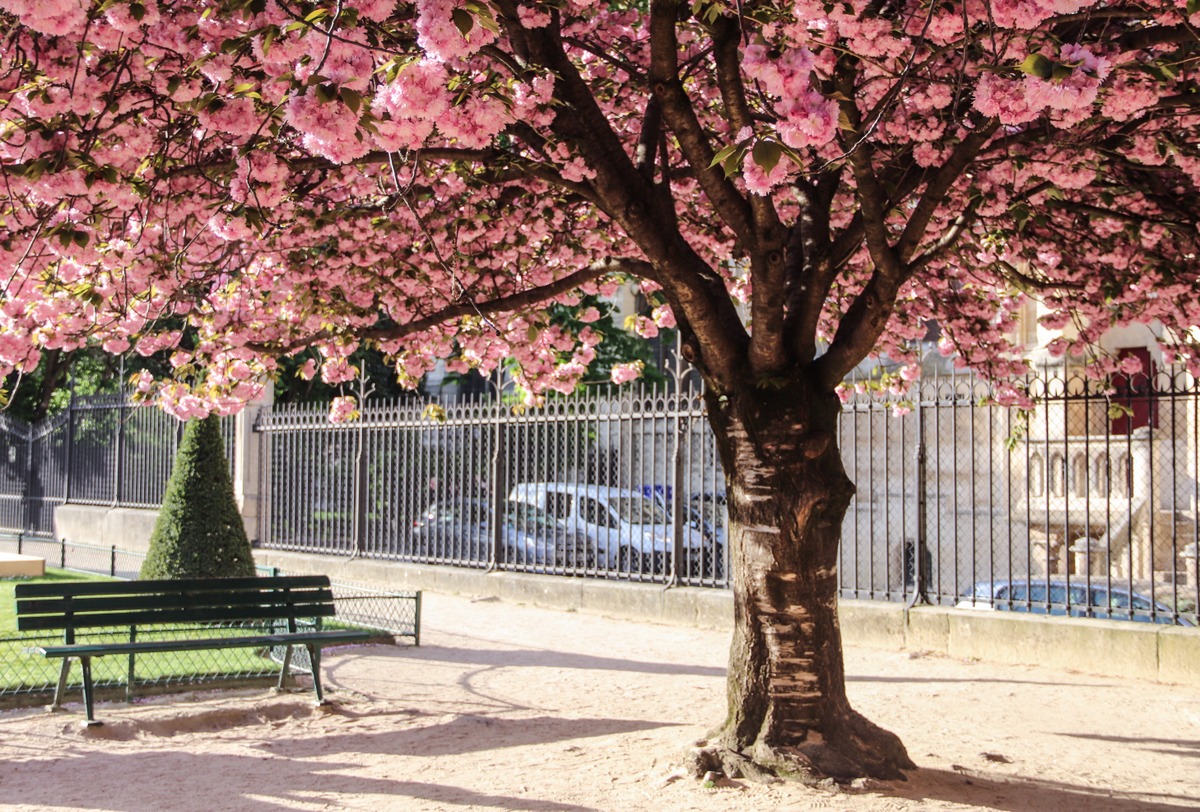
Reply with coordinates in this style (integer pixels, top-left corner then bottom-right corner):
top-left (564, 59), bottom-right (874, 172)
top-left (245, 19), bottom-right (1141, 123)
top-left (140, 415), bottom-right (256, 579)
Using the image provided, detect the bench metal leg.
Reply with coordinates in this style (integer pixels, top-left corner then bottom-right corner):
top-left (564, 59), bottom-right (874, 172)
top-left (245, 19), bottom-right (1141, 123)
top-left (277, 645), bottom-right (294, 690)
top-left (51, 658), bottom-right (72, 711)
top-left (80, 657), bottom-right (101, 726)
top-left (307, 645), bottom-right (328, 705)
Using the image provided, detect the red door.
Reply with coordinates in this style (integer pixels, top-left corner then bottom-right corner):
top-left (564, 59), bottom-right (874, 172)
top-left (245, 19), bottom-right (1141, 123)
top-left (1111, 347), bottom-right (1156, 435)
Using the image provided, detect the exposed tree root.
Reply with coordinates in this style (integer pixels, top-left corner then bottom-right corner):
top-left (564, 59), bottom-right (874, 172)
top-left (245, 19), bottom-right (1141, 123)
top-left (687, 711), bottom-right (916, 786)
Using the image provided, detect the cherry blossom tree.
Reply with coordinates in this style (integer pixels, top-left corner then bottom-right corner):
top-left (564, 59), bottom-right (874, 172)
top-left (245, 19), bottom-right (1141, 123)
top-left (2, 0), bottom-right (1200, 781)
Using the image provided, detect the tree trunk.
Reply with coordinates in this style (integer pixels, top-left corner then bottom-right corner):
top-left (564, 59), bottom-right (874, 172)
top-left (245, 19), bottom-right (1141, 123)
top-left (701, 378), bottom-right (914, 782)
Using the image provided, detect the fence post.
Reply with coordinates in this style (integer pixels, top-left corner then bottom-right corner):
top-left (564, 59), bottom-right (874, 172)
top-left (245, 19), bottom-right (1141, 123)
top-left (110, 544), bottom-right (117, 576)
top-left (60, 538), bottom-right (66, 569)
top-left (63, 399), bottom-right (74, 505)
top-left (670, 406), bottom-right (685, 584)
top-left (908, 396), bottom-right (930, 607)
top-left (489, 415), bottom-right (506, 569)
top-left (22, 421), bottom-right (32, 536)
top-left (352, 416), bottom-right (368, 556)
top-left (113, 400), bottom-right (126, 506)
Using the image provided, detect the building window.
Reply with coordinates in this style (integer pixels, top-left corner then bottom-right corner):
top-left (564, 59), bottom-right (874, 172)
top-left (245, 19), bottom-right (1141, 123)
top-left (1050, 453), bottom-right (1066, 497)
top-left (1029, 452), bottom-right (1045, 497)
top-left (1095, 453), bottom-right (1109, 497)
top-left (1071, 454), bottom-right (1089, 497)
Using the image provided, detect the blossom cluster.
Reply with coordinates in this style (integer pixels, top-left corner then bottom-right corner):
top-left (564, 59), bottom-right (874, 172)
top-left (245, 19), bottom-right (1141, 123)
top-left (0, 0), bottom-right (1196, 422)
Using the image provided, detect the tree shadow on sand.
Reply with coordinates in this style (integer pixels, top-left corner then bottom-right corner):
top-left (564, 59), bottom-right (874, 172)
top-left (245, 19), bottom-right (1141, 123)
top-left (881, 767), bottom-right (1199, 812)
top-left (1056, 732), bottom-right (1200, 761)
top-left (249, 710), bottom-right (677, 759)
top-left (5, 748), bottom-right (602, 812)
top-left (377, 643), bottom-right (726, 678)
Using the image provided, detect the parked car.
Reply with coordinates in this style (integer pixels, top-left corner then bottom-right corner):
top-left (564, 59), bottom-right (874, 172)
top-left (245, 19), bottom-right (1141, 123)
top-left (411, 499), bottom-right (593, 568)
top-left (508, 482), bottom-right (718, 577)
top-left (690, 490), bottom-right (728, 547)
top-left (956, 579), bottom-right (1193, 625)
top-left (410, 498), bottom-right (490, 562)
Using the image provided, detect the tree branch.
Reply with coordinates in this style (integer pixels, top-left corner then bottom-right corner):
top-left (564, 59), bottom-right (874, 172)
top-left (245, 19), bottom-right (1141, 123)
top-left (894, 120), bottom-right (998, 263)
top-left (648, 0), bottom-right (756, 247)
top-left (259, 260), bottom-right (637, 354)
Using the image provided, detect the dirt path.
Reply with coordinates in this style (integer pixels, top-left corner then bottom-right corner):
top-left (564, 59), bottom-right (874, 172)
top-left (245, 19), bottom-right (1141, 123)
top-left (2, 592), bottom-right (1198, 811)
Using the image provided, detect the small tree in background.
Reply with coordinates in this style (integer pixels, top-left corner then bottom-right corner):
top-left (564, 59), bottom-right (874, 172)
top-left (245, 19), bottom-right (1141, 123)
top-left (140, 416), bottom-right (255, 580)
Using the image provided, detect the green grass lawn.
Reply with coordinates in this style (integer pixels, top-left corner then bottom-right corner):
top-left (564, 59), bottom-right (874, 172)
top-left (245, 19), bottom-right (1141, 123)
top-left (1, 570), bottom-right (283, 694)
top-left (0, 569), bottom-right (110, 631)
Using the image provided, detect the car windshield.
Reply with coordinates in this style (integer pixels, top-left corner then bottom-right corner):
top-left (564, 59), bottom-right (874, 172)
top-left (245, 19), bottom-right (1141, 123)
top-left (505, 501), bottom-right (559, 530)
top-left (424, 501), bottom-right (488, 524)
top-left (611, 496), bottom-right (668, 525)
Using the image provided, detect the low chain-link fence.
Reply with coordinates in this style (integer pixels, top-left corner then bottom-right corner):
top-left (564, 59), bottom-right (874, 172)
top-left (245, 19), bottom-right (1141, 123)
top-left (0, 537), bottom-right (419, 703)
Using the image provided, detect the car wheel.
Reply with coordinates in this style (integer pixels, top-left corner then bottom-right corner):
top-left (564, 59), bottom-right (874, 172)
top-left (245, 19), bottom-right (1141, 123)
top-left (566, 535), bottom-right (596, 570)
top-left (618, 546), bottom-right (639, 573)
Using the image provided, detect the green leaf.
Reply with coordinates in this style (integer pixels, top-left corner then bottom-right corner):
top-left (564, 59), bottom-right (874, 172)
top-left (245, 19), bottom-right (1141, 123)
top-left (751, 140), bottom-right (782, 175)
top-left (1189, 0), bottom-right (1199, 16)
top-left (130, 3), bottom-right (145, 21)
top-left (340, 87), bottom-right (362, 113)
top-left (314, 83), bottom-right (335, 104)
top-left (452, 8), bottom-right (474, 37)
top-left (262, 27), bottom-right (277, 55)
top-left (722, 148), bottom-right (743, 178)
top-left (1019, 54), bottom-right (1054, 80)
top-left (304, 7), bottom-right (329, 23)
top-left (465, 1), bottom-right (499, 34)
top-left (709, 142), bottom-right (739, 170)
top-left (1050, 63), bottom-right (1075, 82)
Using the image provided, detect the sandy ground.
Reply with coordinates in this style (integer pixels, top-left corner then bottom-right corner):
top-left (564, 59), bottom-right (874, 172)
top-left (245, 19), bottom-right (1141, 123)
top-left (2, 593), bottom-right (1199, 812)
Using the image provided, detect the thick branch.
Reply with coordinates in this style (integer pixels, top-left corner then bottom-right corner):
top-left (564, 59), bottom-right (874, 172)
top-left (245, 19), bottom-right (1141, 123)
top-left (648, 0), bottom-right (756, 246)
top-left (708, 14), bottom-right (786, 375)
top-left (1117, 24), bottom-right (1196, 52)
top-left (517, 11), bottom-right (750, 388)
top-left (907, 198), bottom-right (980, 274)
top-left (895, 121), bottom-right (998, 263)
top-left (784, 176), bottom-right (838, 363)
top-left (809, 61), bottom-right (906, 390)
top-left (259, 261), bottom-right (633, 354)
top-left (635, 95), bottom-right (663, 179)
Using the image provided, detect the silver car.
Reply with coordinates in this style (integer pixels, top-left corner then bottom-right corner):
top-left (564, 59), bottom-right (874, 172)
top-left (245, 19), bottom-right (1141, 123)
top-left (957, 579), bottom-right (1192, 625)
top-left (411, 499), bottom-right (593, 569)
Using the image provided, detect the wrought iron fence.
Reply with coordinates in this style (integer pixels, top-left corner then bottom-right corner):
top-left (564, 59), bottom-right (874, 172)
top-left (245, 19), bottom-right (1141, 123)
top-left (0, 537), bottom-right (420, 702)
top-left (0, 398), bottom-right (236, 537)
top-left (838, 366), bottom-right (1200, 625)
top-left (1, 366), bottom-right (1198, 627)
top-left (256, 385), bottom-right (728, 587)
top-left (256, 367), bottom-right (1200, 624)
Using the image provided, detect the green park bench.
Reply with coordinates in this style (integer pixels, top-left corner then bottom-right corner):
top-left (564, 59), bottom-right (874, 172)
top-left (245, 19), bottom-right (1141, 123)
top-left (15, 574), bottom-right (376, 724)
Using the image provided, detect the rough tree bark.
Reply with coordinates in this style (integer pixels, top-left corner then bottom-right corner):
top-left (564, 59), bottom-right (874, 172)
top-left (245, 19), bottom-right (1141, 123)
top-left (696, 375), bottom-right (915, 782)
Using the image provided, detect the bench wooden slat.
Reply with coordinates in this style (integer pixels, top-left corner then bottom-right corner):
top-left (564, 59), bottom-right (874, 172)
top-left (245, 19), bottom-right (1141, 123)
top-left (16, 587), bottom-right (336, 618)
top-left (17, 603), bottom-right (338, 631)
top-left (36, 628), bottom-right (375, 658)
top-left (13, 574), bottom-right (331, 599)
